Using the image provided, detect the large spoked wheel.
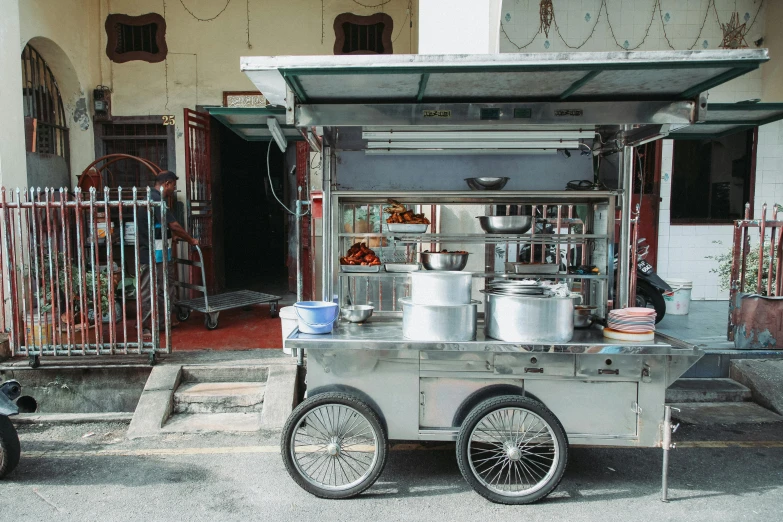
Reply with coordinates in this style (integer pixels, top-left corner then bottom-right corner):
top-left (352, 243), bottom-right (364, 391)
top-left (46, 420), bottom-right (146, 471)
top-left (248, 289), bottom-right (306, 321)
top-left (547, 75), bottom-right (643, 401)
top-left (281, 392), bottom-right (388, 499)
top-left (456, 395), bottom-right (568, 505)
top-left (0, 415), bottom-right (21, 479)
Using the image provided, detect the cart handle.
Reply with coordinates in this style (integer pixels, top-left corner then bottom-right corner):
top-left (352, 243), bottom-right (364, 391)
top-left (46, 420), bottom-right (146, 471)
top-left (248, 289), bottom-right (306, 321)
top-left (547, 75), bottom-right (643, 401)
top-left (182, 244), bottom-right (208, 312)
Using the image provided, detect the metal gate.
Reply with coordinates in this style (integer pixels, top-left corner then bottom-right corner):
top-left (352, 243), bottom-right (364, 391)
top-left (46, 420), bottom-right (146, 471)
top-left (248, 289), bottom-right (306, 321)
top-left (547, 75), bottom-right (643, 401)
top-left (0, 187), bottom-right (171, 359)
top-left (184, 109), bottom-right (215, 294)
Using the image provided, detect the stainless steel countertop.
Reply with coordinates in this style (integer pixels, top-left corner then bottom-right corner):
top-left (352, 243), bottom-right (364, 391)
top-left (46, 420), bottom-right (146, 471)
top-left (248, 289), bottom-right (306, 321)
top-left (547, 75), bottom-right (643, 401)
top-left (286, 318), bottom-right (696, 355)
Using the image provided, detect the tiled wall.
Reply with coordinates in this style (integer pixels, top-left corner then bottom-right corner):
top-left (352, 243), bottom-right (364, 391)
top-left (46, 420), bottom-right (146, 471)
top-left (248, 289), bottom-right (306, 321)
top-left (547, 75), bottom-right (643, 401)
top-left (500, 0), bottom-right (781, 301)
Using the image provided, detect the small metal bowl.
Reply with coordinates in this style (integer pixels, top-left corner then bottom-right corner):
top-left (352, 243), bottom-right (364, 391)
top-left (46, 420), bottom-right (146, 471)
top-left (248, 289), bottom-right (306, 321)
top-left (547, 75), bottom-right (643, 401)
top-left (477, 215), bottom-right (533, 234)
top-left (465, 177), bottom-right (510, 191)
top-left (341, 305), bottom-right (374, 323)
top-left (420, 252), bottom-right (470, 271)
top-left (574, 305), bottom-right (598, 329)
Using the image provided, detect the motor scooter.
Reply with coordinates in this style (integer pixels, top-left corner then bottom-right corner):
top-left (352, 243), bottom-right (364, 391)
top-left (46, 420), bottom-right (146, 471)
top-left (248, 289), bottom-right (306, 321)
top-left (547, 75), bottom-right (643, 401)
top-left (0, 380), bottom-right (23, 478)
top-left (614, 238), bottom-right (673, 323)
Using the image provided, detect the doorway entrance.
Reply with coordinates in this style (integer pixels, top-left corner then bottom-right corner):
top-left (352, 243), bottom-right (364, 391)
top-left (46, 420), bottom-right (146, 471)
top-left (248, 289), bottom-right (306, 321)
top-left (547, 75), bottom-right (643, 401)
top-left (215, 120), bottom-right (289, 297)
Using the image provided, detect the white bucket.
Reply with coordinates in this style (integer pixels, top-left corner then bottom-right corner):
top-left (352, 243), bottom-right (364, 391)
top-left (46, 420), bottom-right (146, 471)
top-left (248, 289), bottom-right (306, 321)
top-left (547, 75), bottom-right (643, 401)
top-left (280, 306), bottom-right (297, 355)
top-left (664, 278), bottom-right (693, 316)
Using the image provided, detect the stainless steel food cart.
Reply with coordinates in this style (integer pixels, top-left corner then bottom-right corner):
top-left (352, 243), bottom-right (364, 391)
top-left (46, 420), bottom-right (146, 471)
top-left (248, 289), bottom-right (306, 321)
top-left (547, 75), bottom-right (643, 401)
top-left (241, 49), bottom-right (769, 504)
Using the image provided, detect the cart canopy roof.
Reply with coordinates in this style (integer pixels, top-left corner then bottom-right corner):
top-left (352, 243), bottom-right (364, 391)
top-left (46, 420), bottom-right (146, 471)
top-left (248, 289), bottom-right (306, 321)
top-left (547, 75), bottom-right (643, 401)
top-left (668, 102), bottom-right (783, 139)
top-left (241, 50), bottom-right (768, 107)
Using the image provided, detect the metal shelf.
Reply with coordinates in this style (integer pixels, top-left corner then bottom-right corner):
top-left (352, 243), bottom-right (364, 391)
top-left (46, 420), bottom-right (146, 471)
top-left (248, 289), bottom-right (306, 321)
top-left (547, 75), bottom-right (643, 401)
top-left (338, 270), bottom-right (609, 280)
top-left (338, 233), bottom-right (607, 243)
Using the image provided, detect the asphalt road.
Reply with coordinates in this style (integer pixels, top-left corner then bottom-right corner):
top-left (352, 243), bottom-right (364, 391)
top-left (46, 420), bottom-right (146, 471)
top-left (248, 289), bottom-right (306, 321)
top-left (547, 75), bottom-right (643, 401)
top-left (3, 422), bottom-right (783, 522)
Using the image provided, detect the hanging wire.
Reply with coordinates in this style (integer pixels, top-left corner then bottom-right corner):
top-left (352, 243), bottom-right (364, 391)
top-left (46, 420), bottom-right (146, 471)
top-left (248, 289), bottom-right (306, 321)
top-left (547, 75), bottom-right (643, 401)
top-left (604, 0), bottom-right (658, 51)
top-left (553, 0), bottom-right (604, 50)
top-left (392, 0), bottom-right (413, 44)
top-left (246, 0), bottom-right (252, 48)
top-left (178, 0), bottom-right (232, 22)
top-left (350, 0), bottom-right (393, 8)
top-left (266, 140), bottom-right (309, 217)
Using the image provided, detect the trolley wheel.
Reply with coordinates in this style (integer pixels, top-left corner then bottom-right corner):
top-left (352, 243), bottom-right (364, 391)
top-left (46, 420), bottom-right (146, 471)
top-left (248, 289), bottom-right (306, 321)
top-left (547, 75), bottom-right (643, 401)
top-left (176, 306), bottom-right (191, 322)
top-left (204, 313), bottom-right (219, 330)
top-left (270, 302), bottom-right (279, 319)
top-left (0, 415), bottom-right (21, 479)
top-left (281, 392), bottom-right (388, 499)
top-left (456, 395), bottom-right (568, 505)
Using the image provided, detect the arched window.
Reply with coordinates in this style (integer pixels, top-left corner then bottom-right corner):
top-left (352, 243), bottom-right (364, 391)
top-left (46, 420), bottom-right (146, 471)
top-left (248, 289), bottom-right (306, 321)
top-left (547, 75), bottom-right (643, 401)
top-left (21, 44), bottom-right (70, 162)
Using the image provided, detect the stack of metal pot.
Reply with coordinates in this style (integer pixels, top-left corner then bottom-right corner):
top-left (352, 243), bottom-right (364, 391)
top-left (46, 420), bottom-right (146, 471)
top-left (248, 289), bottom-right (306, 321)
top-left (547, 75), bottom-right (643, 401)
top-left (483, 281), bottom-right (574, 343)
top-left (400, 272), bottom-right (478, 341)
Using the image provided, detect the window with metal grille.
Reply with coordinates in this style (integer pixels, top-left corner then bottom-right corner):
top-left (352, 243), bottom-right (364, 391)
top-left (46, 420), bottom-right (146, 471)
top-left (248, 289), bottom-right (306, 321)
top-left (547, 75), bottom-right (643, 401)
top-left (21, 44), bottom-right (70, 160)
top-left (333, 13), bottom-right (393, 55)
top-left (105, 13), bottom-right (167, 63)
top-left (100, 122), bottom-right (170, 188)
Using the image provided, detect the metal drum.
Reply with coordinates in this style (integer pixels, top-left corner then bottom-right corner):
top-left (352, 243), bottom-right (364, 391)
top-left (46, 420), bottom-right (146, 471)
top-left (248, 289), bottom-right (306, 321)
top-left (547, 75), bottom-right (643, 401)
top-left (484, 293), bottom-right (574, 343)
top-left (410, 271), bottom-right (473, 305)
top-left (400, 297), bottom-right (479, 341)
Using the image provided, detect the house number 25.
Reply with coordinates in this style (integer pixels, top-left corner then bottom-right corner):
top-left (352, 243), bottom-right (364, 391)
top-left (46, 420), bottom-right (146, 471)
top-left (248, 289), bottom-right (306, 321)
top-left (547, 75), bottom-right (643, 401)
top-left (162, 115), bottom-right (176, 126)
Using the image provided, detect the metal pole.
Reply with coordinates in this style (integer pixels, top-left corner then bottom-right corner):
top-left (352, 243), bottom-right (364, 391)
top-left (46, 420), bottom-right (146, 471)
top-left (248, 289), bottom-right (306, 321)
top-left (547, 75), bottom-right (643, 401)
top-left (296, 187), bottom-right (303, 303)
top-left (321, 146), bottom-right (332, 302)
top-left (617, 128), bottom-right (634, 309)
top-left (661, 405), bottom-right (679, 502)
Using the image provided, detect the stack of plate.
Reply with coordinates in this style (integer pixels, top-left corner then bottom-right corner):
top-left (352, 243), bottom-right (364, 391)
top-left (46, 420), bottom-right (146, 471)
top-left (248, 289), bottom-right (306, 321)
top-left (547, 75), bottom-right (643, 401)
top-left (603, 307), bottom-right (656, 341)
top-left (485, 280), bottom-right (546, 297)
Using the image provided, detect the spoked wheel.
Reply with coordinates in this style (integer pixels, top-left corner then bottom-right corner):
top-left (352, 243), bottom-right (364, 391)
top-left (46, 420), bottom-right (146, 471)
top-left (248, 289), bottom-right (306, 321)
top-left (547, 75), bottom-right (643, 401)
top-left (281, 392), bottom-right (388, 499)
top-left (456, 395), bottom-right (568, 505)
top-left (0, 416), bottom-right (21, 479)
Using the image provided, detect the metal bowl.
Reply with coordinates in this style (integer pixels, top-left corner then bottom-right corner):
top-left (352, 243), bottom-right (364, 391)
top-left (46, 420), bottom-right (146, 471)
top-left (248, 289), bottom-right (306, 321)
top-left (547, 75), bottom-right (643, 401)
top-left (477, 215), bottom-right (533, 234)
top-left (574, 305), bottom-right (598, 328)
top-left (420, 252), bottom-right (470, 271)
top-left (341, 305), bottom-right (374, 323)
top-left (465, 177), bottom-right (510, 191)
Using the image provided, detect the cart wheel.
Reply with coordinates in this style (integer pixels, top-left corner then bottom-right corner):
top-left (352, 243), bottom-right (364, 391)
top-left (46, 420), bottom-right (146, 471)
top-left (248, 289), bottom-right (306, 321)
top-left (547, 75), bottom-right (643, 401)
top-left (456, 395), bottom-right (568, 505)
top-left (0, 415), bottom-right (21, 479)
top-left (281, 392), bottom-right (388, 499)
top-left (270, 303), bottom-right (279, 318)
top-left (204, 313), bottom-right (219, 330)
top-left (176, 307), bottom-right (190, 322)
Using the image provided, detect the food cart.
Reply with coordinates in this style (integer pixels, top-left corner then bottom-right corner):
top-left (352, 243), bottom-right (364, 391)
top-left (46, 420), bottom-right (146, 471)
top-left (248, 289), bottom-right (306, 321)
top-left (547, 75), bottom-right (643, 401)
top-left (241, 50), bottom-right (768, 504)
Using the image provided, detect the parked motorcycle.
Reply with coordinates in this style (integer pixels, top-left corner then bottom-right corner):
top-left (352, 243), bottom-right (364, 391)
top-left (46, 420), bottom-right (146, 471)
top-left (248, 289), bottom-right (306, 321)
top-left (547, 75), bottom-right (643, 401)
top-left (0, 380), bottom-right (23, 478)
top-left (615, 239), bottom-right (672, 323)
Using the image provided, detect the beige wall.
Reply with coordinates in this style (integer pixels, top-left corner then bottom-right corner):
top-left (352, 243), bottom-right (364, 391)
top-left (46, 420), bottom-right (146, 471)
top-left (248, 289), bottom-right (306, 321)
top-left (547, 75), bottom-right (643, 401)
top-left (0, 0), bottom-right (27, 188)
top-left (762, 0), bottom-right (783, 102)
top-left (18, 0), bottom-right (103, 181)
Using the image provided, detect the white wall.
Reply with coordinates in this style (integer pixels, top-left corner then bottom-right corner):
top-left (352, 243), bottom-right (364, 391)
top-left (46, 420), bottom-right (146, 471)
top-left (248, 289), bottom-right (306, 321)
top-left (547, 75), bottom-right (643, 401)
top-left (419, 0), bottom-right (500, 54)
top-left (0, 0), bottom-right (27, 189)
top-left (500, 0), bottom-right (778, 301)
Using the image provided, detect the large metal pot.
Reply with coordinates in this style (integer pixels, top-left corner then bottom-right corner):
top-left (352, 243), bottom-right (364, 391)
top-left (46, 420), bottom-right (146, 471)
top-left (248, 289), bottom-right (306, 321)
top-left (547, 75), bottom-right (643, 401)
top-left (410, 271), bottom-right (473, 305)
top-left (400, 297), bottom-right (478, 341)
top-left (484, 293), bottom-right (574, 343)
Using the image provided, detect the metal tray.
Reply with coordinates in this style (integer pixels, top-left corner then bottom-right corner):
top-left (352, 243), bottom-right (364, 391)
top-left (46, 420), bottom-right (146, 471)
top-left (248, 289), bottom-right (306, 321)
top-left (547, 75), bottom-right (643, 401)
top-left (386, 223), bottom-right (429, 233)
top-left (384, 263), bottom-right (421, 272)
top-left (505, 262), bottom-right (560, 274)
top-left (340, 264), bottom-right (381, 273)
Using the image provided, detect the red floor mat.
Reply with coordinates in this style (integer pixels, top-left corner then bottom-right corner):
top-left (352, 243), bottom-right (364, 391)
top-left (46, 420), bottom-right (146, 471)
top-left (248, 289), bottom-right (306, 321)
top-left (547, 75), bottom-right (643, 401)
top-left (172, 304), bottom-right (282, 351)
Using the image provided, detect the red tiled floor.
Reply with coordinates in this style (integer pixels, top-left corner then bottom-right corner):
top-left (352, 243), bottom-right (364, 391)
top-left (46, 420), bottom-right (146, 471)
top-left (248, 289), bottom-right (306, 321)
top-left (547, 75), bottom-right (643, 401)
top-left (172, 304), bottom-right (282, 351)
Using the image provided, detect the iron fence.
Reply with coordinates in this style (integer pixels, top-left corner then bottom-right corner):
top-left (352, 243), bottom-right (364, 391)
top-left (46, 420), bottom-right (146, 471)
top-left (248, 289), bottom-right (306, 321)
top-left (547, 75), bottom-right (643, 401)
top-left (728, 203), bottom-right (783, 340)
top-left (0, 186), bottom-right (172, 359)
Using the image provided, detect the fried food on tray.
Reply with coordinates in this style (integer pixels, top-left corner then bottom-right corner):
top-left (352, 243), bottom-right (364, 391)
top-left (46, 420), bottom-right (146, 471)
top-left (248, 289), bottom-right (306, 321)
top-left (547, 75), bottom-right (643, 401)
top-left (383, 199), bottom-right (430, 225)
top-left (340, 242), bottom-right (382, 266)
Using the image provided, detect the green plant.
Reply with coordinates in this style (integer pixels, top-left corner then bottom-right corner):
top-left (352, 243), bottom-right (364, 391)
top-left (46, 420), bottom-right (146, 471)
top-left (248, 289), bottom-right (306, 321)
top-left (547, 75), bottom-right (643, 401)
top-left (709, 243), bottom-right (779, 297)
top-left (23, 252), bottom-right (110, 316)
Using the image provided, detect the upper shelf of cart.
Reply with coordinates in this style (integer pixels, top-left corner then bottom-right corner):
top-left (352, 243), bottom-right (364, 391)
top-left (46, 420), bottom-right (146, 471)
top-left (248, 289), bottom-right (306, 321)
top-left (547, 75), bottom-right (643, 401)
top-left (241, 50), bottom-right (769, 107)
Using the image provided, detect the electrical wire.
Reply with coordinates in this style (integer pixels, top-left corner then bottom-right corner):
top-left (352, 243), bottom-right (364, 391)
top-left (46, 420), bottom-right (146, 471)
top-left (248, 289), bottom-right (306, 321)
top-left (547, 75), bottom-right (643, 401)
top-left (266, 140), bottom-right (310, 217)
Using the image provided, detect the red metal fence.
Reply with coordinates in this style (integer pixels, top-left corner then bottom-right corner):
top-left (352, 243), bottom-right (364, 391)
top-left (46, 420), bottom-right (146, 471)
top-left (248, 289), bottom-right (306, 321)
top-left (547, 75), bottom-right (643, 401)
top-left (0, 186), bottom-right (172, 359)
top-left (728, 203), bottom-right (783, 340)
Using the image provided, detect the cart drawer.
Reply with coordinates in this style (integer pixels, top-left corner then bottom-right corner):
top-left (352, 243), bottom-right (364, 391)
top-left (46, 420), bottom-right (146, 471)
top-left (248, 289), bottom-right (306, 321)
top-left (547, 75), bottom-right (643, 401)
top-left (576, 354), bottom-right (643, 379)
top-left (493, 353), bottom-right (575, 377)
top-left (420, 351), bottom-right (494, 372)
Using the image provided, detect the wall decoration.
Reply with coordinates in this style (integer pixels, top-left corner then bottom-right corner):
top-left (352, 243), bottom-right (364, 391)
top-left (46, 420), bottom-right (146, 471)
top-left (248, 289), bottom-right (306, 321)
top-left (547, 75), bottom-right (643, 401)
top-left (333, 12), bottom-right (393, 55)
top-left (538, 0), bottom-right (554, 38)
top-left (177, 0), bottom-right (232, 22)
top-left (105, 13), bottom-right (168, 64)
top-left (720, 11), bottom-right (749, 49)
top-left (223, 91), bottom-right (267, 108)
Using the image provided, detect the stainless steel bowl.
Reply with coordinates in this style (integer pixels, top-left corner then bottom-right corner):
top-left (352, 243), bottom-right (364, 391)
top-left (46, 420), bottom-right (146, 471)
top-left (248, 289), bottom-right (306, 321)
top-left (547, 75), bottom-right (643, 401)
top-left (340, 305), bottom-right (374, 323)
top-left (420, 252), bottom-right (469, 271)
top-left (477, 215), bottom-right (533, 234)
top-left (574, 305), bottom-right (597, 329)
top-left (465, 177), bottom-right (510, 190)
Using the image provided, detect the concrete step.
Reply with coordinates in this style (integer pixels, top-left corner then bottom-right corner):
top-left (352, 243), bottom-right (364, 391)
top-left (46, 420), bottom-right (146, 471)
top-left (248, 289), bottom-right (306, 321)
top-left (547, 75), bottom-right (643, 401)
top-left (666, 378), bottom-right (751, 403)
top-left (162, 412), bottom-right (262, 433)
top-left (173, 382), bottom-right (266, 414)
top-left (670, 402), bottom-right (783, 425)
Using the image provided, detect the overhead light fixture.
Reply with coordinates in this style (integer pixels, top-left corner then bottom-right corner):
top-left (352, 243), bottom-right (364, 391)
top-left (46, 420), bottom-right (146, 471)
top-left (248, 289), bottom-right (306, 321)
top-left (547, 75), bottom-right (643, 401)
top-left (365, 149), bottom-right (558, 156)
top-left (301, 128), bottom-right (322, 153)
top-left (366, 140), bottom-right (581, 150)
top-left (267, 117), bottom-right (287, 153)
top-left (362, 130), bottom-right (592, 141)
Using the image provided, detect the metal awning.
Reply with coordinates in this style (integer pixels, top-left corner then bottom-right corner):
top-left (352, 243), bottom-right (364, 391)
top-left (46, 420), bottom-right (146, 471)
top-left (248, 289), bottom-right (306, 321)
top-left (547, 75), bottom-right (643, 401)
top-left (241, 50), bottom-right (768, 107)
top-left (206, 106), bottom-right (303, 142)
top-left (668, 102), bottom-right (783, 139)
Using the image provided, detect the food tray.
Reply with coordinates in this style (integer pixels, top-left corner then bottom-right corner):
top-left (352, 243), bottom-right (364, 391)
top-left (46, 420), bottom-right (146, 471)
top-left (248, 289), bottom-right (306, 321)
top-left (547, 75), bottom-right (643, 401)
top-left (385, 263), bottom-right (421, 273)
top-left (386, 223), bottom-right (429, 233)
top-left (505, 262), bottom-right (560, 274)
top-left (340, 265), bottom-right (381, 273)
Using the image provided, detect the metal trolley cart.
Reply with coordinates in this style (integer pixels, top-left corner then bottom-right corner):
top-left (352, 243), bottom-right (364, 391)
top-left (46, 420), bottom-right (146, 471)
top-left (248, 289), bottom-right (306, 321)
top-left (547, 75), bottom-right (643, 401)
top-left (237, 49), bottom-right (769, 503)
top-left (174, 245), bottom-right (280, 330)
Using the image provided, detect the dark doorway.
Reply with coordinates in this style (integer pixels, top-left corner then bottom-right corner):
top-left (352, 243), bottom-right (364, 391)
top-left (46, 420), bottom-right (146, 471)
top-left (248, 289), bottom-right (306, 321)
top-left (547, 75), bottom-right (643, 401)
top-left (216, 123), bottom-right (288, 295)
